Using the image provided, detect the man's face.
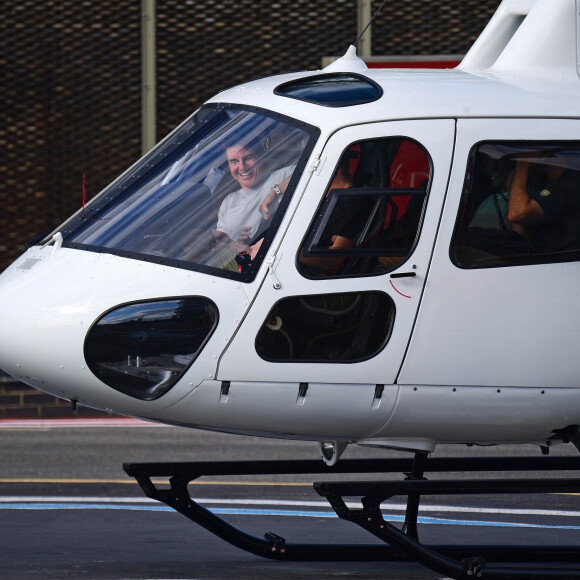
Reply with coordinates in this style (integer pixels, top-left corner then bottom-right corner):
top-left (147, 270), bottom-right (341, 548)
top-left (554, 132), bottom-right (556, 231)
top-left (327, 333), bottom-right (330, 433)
top-left (226, 145), bottom-right (263, 190)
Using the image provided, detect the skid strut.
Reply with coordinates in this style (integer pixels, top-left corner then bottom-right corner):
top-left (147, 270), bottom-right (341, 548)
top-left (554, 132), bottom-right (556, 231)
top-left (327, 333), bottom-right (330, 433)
top-left (124, 456), bottom-right (580, 579)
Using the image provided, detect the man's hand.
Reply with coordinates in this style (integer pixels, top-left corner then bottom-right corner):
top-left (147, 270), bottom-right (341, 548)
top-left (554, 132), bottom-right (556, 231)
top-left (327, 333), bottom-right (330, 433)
top-left (213, 229), bottom-right (229, 246)
top-left (237, 226), bottom-right (252, 243)
top-left (214, 229), bottom-right (248, 253)
top-left (250, 238), bottom-right (263, 260)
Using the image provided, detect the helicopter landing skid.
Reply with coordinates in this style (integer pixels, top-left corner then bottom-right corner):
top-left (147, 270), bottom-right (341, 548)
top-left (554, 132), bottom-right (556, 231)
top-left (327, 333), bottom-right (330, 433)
top-left (123, 456), bottom-right (580, 579)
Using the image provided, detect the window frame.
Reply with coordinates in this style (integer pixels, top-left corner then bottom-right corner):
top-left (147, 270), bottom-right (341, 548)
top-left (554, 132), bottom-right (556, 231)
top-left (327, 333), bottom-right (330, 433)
top-left (302, 187), bottom-right (429, 260)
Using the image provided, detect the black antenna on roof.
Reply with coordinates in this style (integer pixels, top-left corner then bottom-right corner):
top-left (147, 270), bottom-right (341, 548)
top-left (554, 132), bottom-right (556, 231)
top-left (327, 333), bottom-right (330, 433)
top-left (354, 0), bottom-right (388, 48)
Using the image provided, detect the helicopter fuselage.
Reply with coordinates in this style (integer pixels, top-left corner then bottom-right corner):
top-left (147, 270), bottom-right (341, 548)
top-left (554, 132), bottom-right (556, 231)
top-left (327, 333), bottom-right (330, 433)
top-left (1, 0), bottom-right (580, 455)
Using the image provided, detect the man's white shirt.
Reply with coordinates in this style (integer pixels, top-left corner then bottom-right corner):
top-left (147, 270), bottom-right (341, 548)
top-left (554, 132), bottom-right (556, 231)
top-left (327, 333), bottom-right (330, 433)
top-left (216, 165), bottom-right (295, 241)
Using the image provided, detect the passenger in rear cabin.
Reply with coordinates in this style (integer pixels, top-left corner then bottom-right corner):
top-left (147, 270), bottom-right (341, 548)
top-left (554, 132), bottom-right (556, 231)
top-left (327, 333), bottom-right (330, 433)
top-left (507, 152), bottom-right (580, 252)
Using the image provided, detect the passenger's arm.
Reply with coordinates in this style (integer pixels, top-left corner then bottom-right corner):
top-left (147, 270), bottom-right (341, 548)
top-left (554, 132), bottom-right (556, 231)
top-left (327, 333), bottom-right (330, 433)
top-left (298, 235), bottom-right (355, 275)
top-left (259, 176), bottom-right (292, 220)
top-left (507, 161), bottom-right (545, 224)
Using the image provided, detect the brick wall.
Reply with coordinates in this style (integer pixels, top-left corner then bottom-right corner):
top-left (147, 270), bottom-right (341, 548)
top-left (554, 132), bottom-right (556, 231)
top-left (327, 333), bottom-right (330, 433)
top-left (0, 372), bottom-right (110, 419)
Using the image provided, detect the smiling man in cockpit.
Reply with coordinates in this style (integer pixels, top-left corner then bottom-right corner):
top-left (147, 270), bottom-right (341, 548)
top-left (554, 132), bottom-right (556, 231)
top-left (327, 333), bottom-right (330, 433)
top-left (213, 138), bottom-right (295, 254)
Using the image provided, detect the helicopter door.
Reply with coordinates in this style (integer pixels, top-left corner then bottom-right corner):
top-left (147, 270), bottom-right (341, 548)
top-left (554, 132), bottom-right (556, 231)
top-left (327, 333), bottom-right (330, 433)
top-left (400, 118), bottom-right (580, 390)
top-left (217, 119), bottom-right (455, 388)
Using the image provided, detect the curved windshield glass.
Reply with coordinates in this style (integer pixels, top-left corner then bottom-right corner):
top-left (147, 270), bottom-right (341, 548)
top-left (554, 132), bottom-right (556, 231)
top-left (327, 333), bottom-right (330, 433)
top-left (60, 104), bottom-right (318, 281)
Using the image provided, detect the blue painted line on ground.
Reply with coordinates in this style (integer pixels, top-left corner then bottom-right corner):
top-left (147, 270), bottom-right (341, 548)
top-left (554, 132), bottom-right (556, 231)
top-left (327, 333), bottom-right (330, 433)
top-left (3, 503), bottom-right (580, 530)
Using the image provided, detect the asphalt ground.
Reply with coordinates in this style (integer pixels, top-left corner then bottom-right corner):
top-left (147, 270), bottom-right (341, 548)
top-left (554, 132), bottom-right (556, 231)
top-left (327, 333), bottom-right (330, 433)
top-left (1, 418), bottom-right (580, 579)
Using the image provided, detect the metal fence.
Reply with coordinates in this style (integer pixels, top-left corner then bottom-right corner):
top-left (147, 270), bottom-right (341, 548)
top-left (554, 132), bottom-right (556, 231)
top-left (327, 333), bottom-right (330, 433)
top-left (0, 0), bottom-right (501, 273)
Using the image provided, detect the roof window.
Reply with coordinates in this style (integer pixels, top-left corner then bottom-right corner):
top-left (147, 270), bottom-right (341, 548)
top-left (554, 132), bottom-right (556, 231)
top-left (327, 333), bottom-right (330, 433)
top-left (275, 73), bottom-right (382, 107)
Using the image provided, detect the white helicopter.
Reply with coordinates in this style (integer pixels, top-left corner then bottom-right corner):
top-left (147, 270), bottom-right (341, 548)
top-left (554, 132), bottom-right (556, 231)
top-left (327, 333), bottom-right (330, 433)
top-left (2, 0), bottom-right (580, 576)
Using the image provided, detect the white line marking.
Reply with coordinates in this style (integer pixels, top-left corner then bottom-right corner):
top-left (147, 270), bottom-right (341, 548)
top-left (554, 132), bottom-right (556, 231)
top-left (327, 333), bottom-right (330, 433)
top-left (2, 502), bottom-right (580, 530)
top-left (2, 496), bottom-right (580, 518)
top-left (0, 418), bottom-right (156, 428)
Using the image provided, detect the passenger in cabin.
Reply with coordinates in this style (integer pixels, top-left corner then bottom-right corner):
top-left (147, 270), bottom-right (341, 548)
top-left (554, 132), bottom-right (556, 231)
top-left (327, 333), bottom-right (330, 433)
top-left (507, 153), bottom-right (580, 252)
top-left (300, 151), bottom-right (409, 277)
top-left (468, 191), bottom-right (510, 231)
top-left (461, 147), bottom-right (580, 266)
top-left (296, 157), bottom-right (360, 274)
top-left (468, 154), bottom-right (514, 232)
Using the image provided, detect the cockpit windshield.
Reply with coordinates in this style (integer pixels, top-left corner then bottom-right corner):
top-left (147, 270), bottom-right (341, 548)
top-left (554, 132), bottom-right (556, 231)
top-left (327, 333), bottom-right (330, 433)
top-left (60, 104), bottom-right (318, 281)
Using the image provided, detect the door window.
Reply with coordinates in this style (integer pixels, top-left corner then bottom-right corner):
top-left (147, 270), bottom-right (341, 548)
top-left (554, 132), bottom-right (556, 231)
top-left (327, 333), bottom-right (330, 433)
top-left (298, 138), bottom-right (431, 278)
top-left (451, 142), bottom-right (580, 268)
top-left (255, 291), bottom-right (394, 363)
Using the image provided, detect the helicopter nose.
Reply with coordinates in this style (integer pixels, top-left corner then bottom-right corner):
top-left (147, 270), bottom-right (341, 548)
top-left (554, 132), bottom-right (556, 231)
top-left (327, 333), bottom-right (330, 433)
top-left (0, 252), bottom-right (221, 405)
top-left (0, 256), bottom-right (88, 395)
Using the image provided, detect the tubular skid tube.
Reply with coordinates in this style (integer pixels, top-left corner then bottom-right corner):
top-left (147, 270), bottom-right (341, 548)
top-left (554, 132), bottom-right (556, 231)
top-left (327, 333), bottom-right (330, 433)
top-left (124, 456), bottom-right (580, 579)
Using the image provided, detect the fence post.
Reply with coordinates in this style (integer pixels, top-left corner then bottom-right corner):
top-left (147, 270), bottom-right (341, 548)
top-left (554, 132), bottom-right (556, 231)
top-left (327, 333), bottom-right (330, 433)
top-left (357, 0), bottom-right (372, 57)
top-left (141, 0), bottom-right (157, 155)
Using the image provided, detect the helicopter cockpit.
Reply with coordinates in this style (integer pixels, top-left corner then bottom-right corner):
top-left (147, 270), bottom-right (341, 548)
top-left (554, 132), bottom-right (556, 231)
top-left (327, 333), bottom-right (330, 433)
top-left (57, 105), bottom-right (318, 282)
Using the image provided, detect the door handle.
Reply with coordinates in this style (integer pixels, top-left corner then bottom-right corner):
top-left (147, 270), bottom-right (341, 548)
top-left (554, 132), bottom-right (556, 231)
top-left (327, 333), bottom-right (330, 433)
top-left (390, 272), bottom-right (416, 278)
